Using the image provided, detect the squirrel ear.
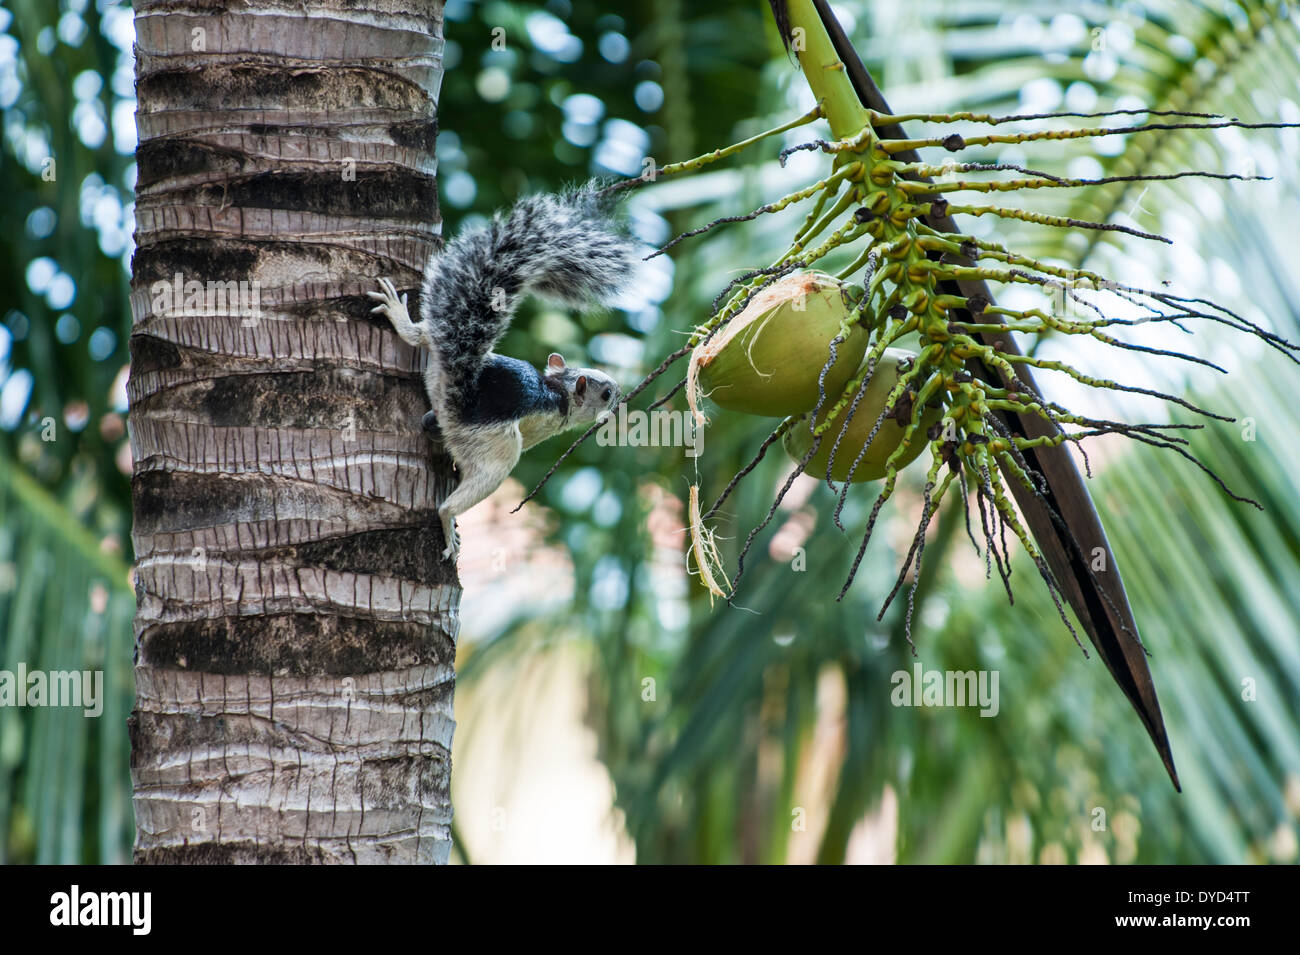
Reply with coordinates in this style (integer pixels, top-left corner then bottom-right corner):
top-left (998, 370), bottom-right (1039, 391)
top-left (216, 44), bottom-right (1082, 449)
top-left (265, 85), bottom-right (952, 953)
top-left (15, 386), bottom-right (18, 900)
top-left (547, 353), bottom-right (566, 371)
top-left (574, 375), bottom-right (588, 398)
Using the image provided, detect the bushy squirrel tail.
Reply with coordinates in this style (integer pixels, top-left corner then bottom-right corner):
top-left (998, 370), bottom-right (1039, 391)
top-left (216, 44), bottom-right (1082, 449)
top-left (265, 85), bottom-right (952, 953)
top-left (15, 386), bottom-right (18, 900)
top-left (424, 181), bottom-right (637, 403)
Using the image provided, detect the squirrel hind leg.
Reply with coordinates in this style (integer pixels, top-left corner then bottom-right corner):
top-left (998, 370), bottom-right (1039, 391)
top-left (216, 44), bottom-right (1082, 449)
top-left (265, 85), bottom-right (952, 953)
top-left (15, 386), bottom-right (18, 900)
top-left (438, 509), bottom-right (459, 561)
top-left (436, 425), bottom-right (523, 560)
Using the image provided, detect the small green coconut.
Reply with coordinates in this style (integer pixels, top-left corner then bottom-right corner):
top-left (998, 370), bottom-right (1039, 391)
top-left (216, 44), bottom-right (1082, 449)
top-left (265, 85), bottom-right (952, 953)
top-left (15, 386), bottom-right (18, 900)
top-left (783, 348), bottom-right (942, 482)
top-left (691, 271), bottom-right (868, 418)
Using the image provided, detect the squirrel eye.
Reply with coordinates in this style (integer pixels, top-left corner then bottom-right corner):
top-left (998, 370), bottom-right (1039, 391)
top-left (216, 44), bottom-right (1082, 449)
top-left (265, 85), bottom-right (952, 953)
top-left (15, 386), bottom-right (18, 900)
top-left (601, 387), bottom-right (612, 401)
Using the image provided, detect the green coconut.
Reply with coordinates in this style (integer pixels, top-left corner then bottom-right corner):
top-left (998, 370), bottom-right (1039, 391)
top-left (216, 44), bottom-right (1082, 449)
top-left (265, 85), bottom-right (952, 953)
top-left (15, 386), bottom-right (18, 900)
top-left (691, 271), bottom-right (868, 418)
top-left (783, 348), bottom-right (942, 482)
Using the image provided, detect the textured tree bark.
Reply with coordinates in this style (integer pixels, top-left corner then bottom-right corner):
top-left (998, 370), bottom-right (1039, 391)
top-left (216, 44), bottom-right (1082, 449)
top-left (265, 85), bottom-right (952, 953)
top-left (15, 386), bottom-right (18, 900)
top-left (127, 0), bottom-right (457, 863)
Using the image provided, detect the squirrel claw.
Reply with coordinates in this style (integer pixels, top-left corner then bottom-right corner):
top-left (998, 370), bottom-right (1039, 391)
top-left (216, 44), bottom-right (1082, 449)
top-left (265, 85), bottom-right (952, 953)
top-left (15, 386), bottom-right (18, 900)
top-left (439, 513), bottom-right (459, 560)
top-left (440, 530), bottom-right (459, 560)
top-left (366, 287), bottom-right (394, 317)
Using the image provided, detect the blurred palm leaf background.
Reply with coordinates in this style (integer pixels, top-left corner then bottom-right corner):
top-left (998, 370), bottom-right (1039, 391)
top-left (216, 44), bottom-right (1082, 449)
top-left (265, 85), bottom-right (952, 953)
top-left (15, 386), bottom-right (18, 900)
top-left (2, 0), bottom-right (1298, 863)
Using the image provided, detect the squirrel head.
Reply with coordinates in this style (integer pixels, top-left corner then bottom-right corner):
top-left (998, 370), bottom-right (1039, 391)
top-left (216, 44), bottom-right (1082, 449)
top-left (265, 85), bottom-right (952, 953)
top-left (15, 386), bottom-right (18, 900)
top-left (546, 352), bottom-right (620, 422)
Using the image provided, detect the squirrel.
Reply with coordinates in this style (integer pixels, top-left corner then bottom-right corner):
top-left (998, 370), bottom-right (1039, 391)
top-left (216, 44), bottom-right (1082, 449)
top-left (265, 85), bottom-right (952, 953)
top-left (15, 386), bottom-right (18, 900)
top-left (367, 182), bottom-right (636, 559)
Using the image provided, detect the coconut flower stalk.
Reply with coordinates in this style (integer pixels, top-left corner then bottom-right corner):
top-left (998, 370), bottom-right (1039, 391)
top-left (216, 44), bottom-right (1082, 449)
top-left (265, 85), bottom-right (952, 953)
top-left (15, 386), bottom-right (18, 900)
top-left (520, 0), bottom-right (1300, 790)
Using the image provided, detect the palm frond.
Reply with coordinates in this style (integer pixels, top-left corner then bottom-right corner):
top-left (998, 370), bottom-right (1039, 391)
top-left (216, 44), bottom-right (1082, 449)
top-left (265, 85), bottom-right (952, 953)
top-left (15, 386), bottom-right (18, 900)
top-left (0, 451), bottom-right (134, 863)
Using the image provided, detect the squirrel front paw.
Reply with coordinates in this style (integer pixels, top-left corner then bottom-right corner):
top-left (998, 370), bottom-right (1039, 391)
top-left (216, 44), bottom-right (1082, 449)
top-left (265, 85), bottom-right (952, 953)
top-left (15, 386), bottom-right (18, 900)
top-left (365, 277), bottom-right (406, 318)
top-left (366, 278), bottom-right (421, 346)
top-left (421, 409), bottom-right (440, 436)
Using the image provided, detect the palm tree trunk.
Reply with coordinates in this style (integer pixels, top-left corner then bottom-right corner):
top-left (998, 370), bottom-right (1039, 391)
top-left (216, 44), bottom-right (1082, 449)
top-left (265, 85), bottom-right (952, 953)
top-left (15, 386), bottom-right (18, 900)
top-left (127, 0), bottom-right (456, 863)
